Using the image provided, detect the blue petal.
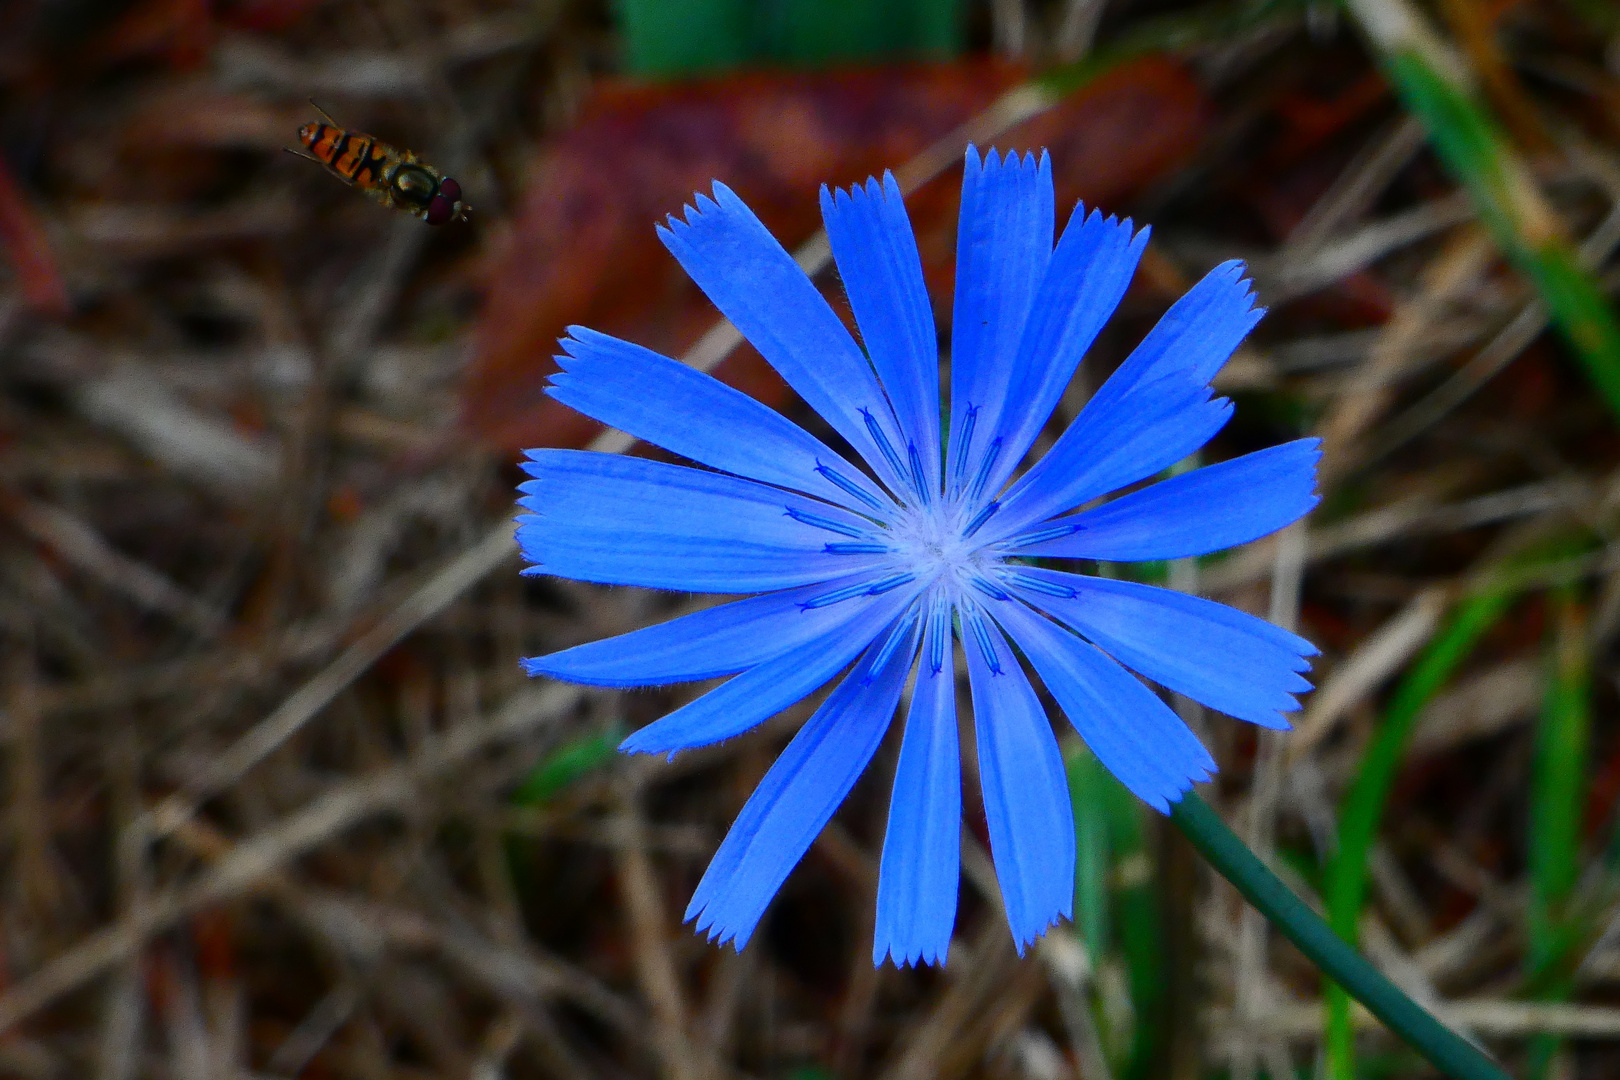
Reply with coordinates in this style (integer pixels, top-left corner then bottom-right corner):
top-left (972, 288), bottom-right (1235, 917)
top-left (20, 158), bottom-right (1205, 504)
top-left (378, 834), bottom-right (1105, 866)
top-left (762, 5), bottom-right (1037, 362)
top-left (1088, 260), bottom-right (1262, 411)
top-left (960, 604), bottom-right (1073, 954)
top-left (685, 620), bottom-right (918, 949)
top-left (547, 328), bottom-right (888, 511)
top-left (517, 450), bottom-right (889, 592)
top-left (947, 148), bottom-right (1053, 499)
top-left (618, 586), bottom-right (920, 756)
top-left (978, 206), bottom-right (1149, 498)
top-left (1009, 569), bottom-right (1317, 729)
top-left (986, 260), bottom-right (1263, 537)
top-left (822, 174), bottom-right (940, 497)
top-left (992, 599), bottom-right (1215, 813)
top-left (989, 373), bottom-right (1231, 541)
top-left (658, 183), bottom-right (913, 496)
top-left (874, 604), bottom-right (960, 967)
top-left (1018, 439), bottom-right (1322, 562)
top-left (525, 573), bottom-right (901, 687)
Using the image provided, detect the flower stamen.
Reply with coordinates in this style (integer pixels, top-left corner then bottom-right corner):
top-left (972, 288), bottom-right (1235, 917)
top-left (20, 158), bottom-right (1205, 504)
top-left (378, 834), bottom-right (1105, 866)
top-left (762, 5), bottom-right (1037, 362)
top-left (1003, 521), bottom-right (1084, 549)
top-left (907, 443), bottom-right (931, 505)
top-left (814, 461), bottom-right (886, 513)
top-left (1006, 572), bottom-right (1077, 598)
top-left (926, 595), bottom-right (951, 673)
top-left (785, 507), bottom-right (866, 538)
top-left (962, 500), bottom-right (1000, 538)
top-left (967, 437), bottom-right (1003, 503)
top-left (969, 575), bottom-right (1010, 601)
top-left (862, 409), bottom-right (911, 499)
top-left (963, 608), bottom-right (1002, 675)
top-left (863, 613), bottom-right (917, 684)
top-left (950, 404), bottom-right (980, 494)
top-left (865, 571), bottom-right (917, 595)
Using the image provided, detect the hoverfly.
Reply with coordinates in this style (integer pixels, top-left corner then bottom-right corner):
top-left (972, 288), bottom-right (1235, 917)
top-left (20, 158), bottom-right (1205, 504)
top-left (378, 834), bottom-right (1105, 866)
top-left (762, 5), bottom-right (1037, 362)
top-left (287, 103), bottom-right (469, 225)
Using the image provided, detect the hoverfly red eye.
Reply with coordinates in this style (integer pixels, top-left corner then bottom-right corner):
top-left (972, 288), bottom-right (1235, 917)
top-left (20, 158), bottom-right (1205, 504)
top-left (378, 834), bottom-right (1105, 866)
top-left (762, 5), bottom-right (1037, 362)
top-left (437, 177), bottom-right (462, 204)
top-left (425, 195), bottom-right (454, 225)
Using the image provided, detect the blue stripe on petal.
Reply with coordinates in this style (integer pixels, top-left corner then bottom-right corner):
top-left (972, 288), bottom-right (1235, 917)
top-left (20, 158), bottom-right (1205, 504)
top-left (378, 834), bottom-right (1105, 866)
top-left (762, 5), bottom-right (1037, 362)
top-left (618, 586), bottom-right (919, 756)
top-left (524, 573), bottom-right (898, 687)
top-left (1019, 439), bottom-right (1322, 562)
top-left (961, 605), bottom-right (1073, 954)
top-left (517, 450), bottom-right (890, 592)
top-left (979, 206), bottom-right (1149, 497)
top-left (948, 148), bottom-right (1053, 498)
top-left (685, 620), bottom-right (918, 950)
top-left (1010, 568), bottom-right (1317, 729)
top-left (822, 174), bottom-right (941, 497)
top-left (993, 599), bottom-right (1215, 813)
top-left (874, 611), bottom-right (960, 967)
top-left (547, 328), bottom-right (888, 511)
top-left (657, 183), bottom-right (912, 495)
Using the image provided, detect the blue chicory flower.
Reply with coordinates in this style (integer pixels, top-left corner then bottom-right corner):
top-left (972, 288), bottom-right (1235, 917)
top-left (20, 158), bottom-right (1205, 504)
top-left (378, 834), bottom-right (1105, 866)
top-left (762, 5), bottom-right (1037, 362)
top-left (516, 147), bottom-right (1320, 966)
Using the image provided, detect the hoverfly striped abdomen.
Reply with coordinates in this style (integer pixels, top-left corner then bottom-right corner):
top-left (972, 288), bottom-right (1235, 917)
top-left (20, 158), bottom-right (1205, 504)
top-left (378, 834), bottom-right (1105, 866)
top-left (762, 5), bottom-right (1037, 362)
top-left (291, 107), bottom-right (470, 226)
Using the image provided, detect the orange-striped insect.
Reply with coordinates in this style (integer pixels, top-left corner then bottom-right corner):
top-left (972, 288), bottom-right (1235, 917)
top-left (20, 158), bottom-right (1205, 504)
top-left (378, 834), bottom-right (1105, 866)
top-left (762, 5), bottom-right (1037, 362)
top-left (287, 103), bottom-right (469, 226)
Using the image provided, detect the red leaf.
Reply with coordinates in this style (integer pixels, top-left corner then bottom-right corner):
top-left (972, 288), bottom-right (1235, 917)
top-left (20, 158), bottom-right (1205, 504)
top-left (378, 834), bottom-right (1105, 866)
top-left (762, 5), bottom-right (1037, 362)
top-left (83, 0), bottom-right (214, 70)
top-left (463, 57), bottom-right (1207, 455)
top-left (0, 158), bottom-right (69, 319)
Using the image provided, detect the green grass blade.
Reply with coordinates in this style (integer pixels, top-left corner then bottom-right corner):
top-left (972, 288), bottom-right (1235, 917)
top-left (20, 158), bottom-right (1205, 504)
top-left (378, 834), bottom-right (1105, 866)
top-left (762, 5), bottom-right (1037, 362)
top-left (1343, 0), bottom-right (1620, 422)
top-left (1067, 744), bottom-right (1164, 1077)
top-left (1034, 0), bottom-right (1305, 98)
top-left (1322, 538), bottom-right (1596, 1079)
top-left (1527, 592), bottom-right (1590, 1079)
top-left (1069, 746), bottom-right (1115, 962)
top-left (615, 0), bottom-right (961, 76)
top-left (1323, 580), bottom-right (1517, 1079)
top-left (758, 0), bottom-right (961, 65)
top-left (512, 724), bottom-right (623, 807)
top-left (614, 0), bottom-right (751, 76)
top-left (1107, 779), bottom-right (1162, 1079)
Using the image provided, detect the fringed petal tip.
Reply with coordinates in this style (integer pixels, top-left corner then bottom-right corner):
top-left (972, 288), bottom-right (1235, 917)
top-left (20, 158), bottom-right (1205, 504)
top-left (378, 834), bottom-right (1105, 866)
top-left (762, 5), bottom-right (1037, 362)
top-left (965, 144), bottom-right (1051, 175)
top-left (615, 725), bottom-right (673, 761)
top-left (1292, 436), bottom-right (1325, 471)
top-left (823, 170), bottom-right (909, 212)
top-left (1198, 258), bottom-right (1263, 314)
top-left (519, 654), bottom-right (651, 689)
top-left (1133, 749), bottom-right (1219, 815)
top-left (615, 722), bottom-right (688, 757)
top-left (515, 514), bottom-right (542, 569)
top-left (1251, 710), bottom-right (1296, 732)
top-left (686, 877), bottom-right (773, 953)
top-left (687, 907), bottom-right (747, 951)
top-left (658, 181), bottom-right (746, 236)
top-left (875, 941), bottom-right (950, 969)
top-left (1142, 773), bottom-right (1204, 817)
top-left (616, 726), bottom-right (698, 760)
top-left (1009, 909), bottom-right (1074, 958)
top-left (519, 654), bottom-right (648, 687)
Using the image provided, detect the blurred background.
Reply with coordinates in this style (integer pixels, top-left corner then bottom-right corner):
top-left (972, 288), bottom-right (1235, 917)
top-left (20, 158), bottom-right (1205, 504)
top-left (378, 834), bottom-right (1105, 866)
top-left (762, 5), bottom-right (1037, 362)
top-left (2, 0), bottom-right (1620, 1077)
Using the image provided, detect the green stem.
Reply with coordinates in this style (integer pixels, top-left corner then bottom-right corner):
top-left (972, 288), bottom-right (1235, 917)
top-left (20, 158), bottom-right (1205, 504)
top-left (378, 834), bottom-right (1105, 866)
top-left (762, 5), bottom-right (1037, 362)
top-left (1171, 792), bottom-right (1511, 1080)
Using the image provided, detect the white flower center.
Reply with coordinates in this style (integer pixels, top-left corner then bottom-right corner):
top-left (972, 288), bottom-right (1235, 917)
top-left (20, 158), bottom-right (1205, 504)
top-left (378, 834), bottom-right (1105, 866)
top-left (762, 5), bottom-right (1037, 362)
top-left (887, 504), bottom-right (999, 595)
